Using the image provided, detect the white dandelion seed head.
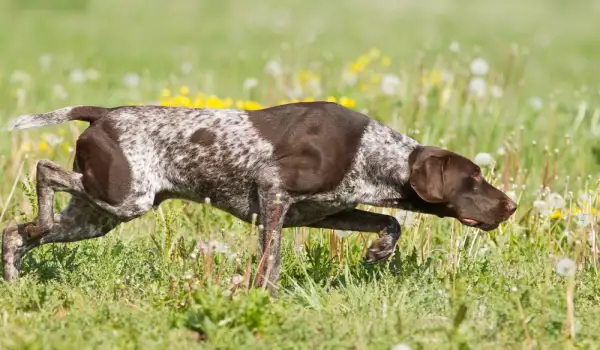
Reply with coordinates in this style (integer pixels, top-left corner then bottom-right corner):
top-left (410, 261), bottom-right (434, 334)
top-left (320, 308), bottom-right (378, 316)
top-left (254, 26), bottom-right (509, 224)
top-left (497, 146), bottom-right (506, 156)
top-left (529, 97), bottom-right (543, 111)
top-left (470, 58), bottom-right (490, 76)
top-left (395, 210), bottom-right (415, 227)
top-left (381, 74), bottom-right (402, 96)
top-left (391, 343), bottom-right (411, 350)
top-left (335, 230), bottom-right (352, 238)
top-left (231, 274), bottom-right (244, 285)
top-left (533, 200), bottom-right (551, 216)
top-left (556, 257), bottom-right (576, 277)
top-left (342, 71), bottom-right (358, 87)
top-left (85, 69), bottom-right (100, 81)
top-left (123, 73), bottom-right (140, 88)
top-left (467, 77), bottom-right (487, 98)
top-left (265, 60), bottom-right (283, 77)
top-left (10, 70), bottom-right (31, 84)
top-left (243, 77), bottom-right (259, 90)
top-left (181, 62), bottom-right (192, 75)
top-left (52, 84), bottom-right (68, 100)
top-left (69, 69), bottom-right (87, 84)
top-left (473, 152), bottom-right (495, 166)
top-left (39, 54), bottom-right (52, 69)
top-left (547, 192), bottom-right (565, 210)
top-left (490, 85), bottom-right (504, 98)
top-left (43, 133), bottom-right (64, 147)
top-left (449, 41), bottom-right (461, 53)
top-left (575, 212), bottom-right (591, 227)
top-left (511, 286), bottom-right (518, 293)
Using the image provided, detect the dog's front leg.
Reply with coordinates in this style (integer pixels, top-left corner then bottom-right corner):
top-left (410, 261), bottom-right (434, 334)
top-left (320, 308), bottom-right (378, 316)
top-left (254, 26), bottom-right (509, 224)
top-left (255, 187), bottom-right (291, 291)
top-left (305, 209), bottom-right (401, 263)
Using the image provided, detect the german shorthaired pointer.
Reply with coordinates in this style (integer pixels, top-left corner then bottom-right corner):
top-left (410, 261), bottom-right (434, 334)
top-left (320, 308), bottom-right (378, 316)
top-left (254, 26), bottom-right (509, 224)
top-left (3, 102), bottom-right (517, 287)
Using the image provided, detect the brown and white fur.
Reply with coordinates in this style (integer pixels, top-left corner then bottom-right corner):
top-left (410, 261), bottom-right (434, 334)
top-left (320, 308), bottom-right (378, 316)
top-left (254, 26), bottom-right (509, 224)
top-left (3, 102), bottom-right (517, 288)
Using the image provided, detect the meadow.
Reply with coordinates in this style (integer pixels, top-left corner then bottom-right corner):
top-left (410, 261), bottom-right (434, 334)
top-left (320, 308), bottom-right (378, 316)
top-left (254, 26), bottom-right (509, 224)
top-left (1, 0), bottom-right (600, 348)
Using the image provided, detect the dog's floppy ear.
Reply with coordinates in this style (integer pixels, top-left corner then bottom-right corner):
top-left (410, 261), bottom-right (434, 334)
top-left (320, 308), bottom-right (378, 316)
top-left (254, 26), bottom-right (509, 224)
top-left (409, 152), bottom-right (447, 203)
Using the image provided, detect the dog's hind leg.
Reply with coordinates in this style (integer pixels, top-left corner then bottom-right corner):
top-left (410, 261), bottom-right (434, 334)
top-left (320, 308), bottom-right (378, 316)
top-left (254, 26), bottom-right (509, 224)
top-left (24, 159), bottom-right (152, 240)
top-left (2, 197), bottom-right (122, 282)
top-left (301, 209), bottom-right (401, 263)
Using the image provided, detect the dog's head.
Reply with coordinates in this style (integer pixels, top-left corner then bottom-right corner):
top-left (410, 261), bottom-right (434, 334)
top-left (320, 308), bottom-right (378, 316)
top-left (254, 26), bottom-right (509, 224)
top-left (408, 146), bottom-right (516, 231)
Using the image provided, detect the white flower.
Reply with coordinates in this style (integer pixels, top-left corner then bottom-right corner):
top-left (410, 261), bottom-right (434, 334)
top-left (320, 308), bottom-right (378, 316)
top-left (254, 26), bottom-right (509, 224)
top-left (473, 152), bottom-right (495, 166)
top-left (265, 60), bottom-right (283, 76)
top-left (231, 274), bottom-right (244, 285)
top-left (578, 191), bottom-right (591, 204)
top-left (123, 73), bottom-right (140, 88)
top-left (440, 70), bottom-right (454, 84)
top-left (470, 58), bottom-right (489, 76)
top-left (335, 230), bottom-right (352, 238)
top-left (556, 257), bottom-right (576, 277)
top-left (69, 69), bottom-right (87, 84)
top-left (395, 210), bottom-right (414, 227)
top-left (52, 84), bottom-right (68, 100)
top-left (490, 85), bottom-right (504, 98)
top-left (39, 54), bottom-right (52, 70)
top-left (243, 78), bottom-right (259, 90)
top-left (497, 146), bottom-right (506, 156)
top-left (533, 200), bottom-right (551, 216)
top-left (391, 343), bottom-right (411, 350)
top-left (467, 77), bottom-right (486, 98)
top-left (574, 212), bottom-right (591, 227)
top-left (381, 74), bottom-right (401, 96)
top-left (342, 72), bottom-right (358, 87)
top-left (449, 41), bottom-right (460, 53)
top-left (529, 97), bottom-right (543, 111)
top-left (547, 193), bottom-right (565, 209)
top-left (44, 133), bottom-right (64, 147)
top-left (85, 69), bottom-right (100, 81)
top-left (181, 62), bottom-right (192, 75)
top-left (10, 70), bottom-right (31, 84)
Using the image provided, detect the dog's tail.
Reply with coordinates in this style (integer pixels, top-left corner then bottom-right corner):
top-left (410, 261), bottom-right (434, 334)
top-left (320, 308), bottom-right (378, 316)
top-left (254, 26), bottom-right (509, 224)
top-left (9, 106), bottom-right (110, 130)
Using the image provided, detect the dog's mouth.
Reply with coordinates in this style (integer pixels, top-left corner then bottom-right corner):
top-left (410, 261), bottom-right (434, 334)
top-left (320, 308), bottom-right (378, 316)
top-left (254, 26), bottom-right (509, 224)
top-left (458, 218), bottom-right (499, 231)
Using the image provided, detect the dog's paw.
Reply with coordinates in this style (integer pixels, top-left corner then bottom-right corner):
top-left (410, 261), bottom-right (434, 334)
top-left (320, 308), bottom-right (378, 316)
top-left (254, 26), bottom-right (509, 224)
top-left (365, 235), bottom-right (397, 263)
top-left (2, 224), bottom-right (28, 282)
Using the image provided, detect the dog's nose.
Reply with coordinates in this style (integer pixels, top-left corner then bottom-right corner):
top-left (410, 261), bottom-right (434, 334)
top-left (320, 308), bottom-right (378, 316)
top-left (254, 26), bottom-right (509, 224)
top-left (505, 200), bottom-right (517, 215)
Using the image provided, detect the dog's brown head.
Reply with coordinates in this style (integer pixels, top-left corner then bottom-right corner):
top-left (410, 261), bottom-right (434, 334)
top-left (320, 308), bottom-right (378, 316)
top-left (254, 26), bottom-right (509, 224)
top-left (408, 146), bottom-right (517, 231)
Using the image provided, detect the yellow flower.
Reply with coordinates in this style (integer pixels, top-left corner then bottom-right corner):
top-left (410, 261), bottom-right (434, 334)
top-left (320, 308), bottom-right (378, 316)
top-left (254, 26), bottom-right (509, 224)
top-left (278, 99), bottom-right (289, 105)
top-left (550, 209), bottom-right (562, 219)
top-left (326, 96), bottom-right (337, 103)
top-left (303, 97), bottom-right (315, 102)
top-left (350, 55), bottom-right (370, 73)
top-left (430, 69), bottom-right (442, 87)
top-left (236, 100), bottom-right (245, 109)
top-left (223, 97), bottom-right (234, 108)
top-left (193, 93), bottom-right (205, 108)
top-left (161, 88), bottom-right (172, 98)
top-left (38, 141), bottom-right (49, 151)
top-left (381, 56), bottom-right (391, 67)
top-left (370, 74), bottom-right (381, 84)
top-left (244, 101), bottom-right (262, 110)
top-left (179, 86), bottom-right (190, 95)
top-left (206, 95), bottom-right (224, 109)
top-left (22, 141), bottom-right (32, 152)
top-left (339, 96), bottom-right (356, 108)
top-left (368, 48), bottom-right (381, 59)
top-left (358, 83), bottom-right (368, 92)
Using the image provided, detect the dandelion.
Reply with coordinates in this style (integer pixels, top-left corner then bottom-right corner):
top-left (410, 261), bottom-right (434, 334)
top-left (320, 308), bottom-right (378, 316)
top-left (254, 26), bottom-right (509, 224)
top-left (326, 96), bottom-right (337, 103)
top-left (497, 146), bottom-right (506, 156)
top-left (338, 96), bottom-right (356, 108)
top-left (52, 84), bottom-right (68, 100)
top-left (243, 78), bottom-right (259, 90)
top-left (547, 192), bottom-right (565, 209)
top-left (556, 257), bottom-right (576, 277)
top-left (181, 62), bottom-right (192, 75)
top-left (69, 69), bottom-right (87, 84)
top-left (85, 69), bottom-right (100, 81)
top-left (335, 230), bottom-right (352, 238)
top-left (122, 73), bottom-right (140, 88)
top-left (342, 71), bottom-right (358, 87)
top-left (533, 200), bottom-right (551, 216)
top-left (529, 97), bottom-right (543, 111)
top-left (470, 58), bottom-right (489, 75)
top-left (10, 70), bottom-right (31, 84)
top-left (265, 60), bottom-right (283, 76)
top-left (380, 56), bottom-right (391, 67)
top-left (391, 343), bottom-right (411, 350)
top-left (179, 86), bottom-right (190, 95)
top-left (440, 70), bottom-right (454, 84)
top-left (43, 133), bottom-right (64, 147)
top-left (473, 152), bottom-right (495, 166)
top-left (449, 41), bottom-right (461, 52)
top-left (39, 54), bottom-right (52, 70)
top-left (395, 210), bottom-right (414, 227)
top-left (574, 212), bottom-right (591, 227)
top-left (468, 77), bottom-right (486, 98)
top-left (550, 210), bottom-right (563, 219)
top-left (490, 85), bottom-right (504, 98)
top-left (381, 74), bottom-right (401, 96)
top-left (231, 274), bottom-right (244, 285)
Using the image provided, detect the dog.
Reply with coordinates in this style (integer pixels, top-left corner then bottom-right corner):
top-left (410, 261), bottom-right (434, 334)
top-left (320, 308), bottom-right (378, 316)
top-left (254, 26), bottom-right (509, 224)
top-left (2, 102), bottom-right (517, 287)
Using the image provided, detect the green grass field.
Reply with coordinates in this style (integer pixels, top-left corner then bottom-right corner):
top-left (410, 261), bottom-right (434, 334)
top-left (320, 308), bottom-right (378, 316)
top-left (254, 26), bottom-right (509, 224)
top-left (1, 0), bottom-right (600, 348)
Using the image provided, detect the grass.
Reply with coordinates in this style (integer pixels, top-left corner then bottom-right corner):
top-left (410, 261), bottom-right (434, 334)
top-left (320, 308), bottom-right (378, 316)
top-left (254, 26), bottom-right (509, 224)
top-left (1, 0), bottom-right (600, 348)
